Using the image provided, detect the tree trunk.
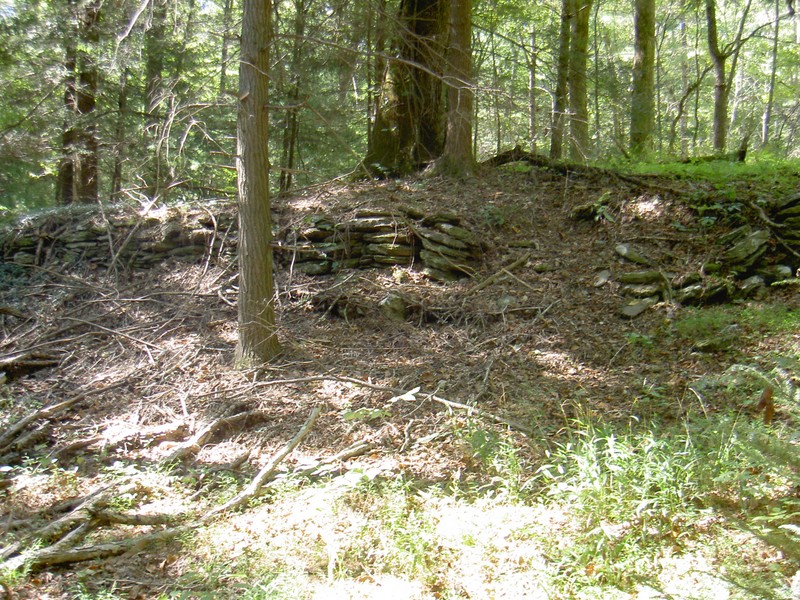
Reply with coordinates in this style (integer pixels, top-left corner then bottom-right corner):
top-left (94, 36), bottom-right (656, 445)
top-left (705, 0), bottom-right (753, 154)
top-left (630, 0), bottom-right (656, 156)
top-left (528, 27), bottom-right (537, 152)
top-left (144, 0), bottom-right (168, 198)
top-left (219, 0), bottom-right (233, 95)
top-left (365, 0), bottom-right (447, 175)
top-left (435, 0), bottom-right (474, 177)
top-left (235, 0), bottom-right (281, 366)
top-left (568, 0), bottom-right (592, 161)
top-left (550, 0), bottom-right (572, 160)
top-left (111, 70), bottom-right (129, 201)
top-left (762, 0), bottom-right (781, 147)
top-left (705, 0), bottom-right (727, 152)
top-left (279, 0), bottom-right (307, 193)
top-left (57, 0), bottom-right (100, 205)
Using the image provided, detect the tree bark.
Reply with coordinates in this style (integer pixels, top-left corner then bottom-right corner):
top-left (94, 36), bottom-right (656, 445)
top-left (528, 27), bottom-right (537, 152)
top-left (568, 0), bottom-right (592, 161)
top-left (235, 0), bottom-right (281, 366)
top-left (435, 0), bottom-right (475, 177)
top-left (57, 0), bottom-right (100, 205)
top-left (550, 0), bottom-right (572, 160)
top-left (762, 0), bottom-right (781, 146)
top-left (630, 0), bottom-right (656, 156)
top-left (705, 0), bottom-right (728, 152)
top-left (279, 0), bottom-right (307, 193)
top-left (365, 0), bottom-right (447, 176)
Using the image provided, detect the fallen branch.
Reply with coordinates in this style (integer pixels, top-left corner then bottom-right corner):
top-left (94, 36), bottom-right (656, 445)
top-left (465, 253), bottom-right (531, 296)
top-left (162, 410), bottom-right (273, 464)
top-left (203, 404), bottom-right (323, 521)
top-left (0, 380), bottom-right (130, 453)
top-left (26, 525), bottom-right (193, 569)
top-left (220, 374), bottom-right (535, 437)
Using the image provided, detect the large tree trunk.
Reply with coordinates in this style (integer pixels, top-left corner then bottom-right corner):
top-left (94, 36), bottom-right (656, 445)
top-left (630, 0), bottom-right (656, 156)
top-left (435, 0), bottom-right (474, 177)
top-left (57, 0), bottom-right (100, 205)
top-left (366, 0), bottom-right (446, 176)
top-left (568, 0), bottom-right (593, 161)
top-left (235, 0), bottom-right (281, 366)
top-left (549, 0), bottom-right (572, 160)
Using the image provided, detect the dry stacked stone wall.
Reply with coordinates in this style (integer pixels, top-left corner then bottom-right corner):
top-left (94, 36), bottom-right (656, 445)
top-left (0, 203), bottom-right (483, 281)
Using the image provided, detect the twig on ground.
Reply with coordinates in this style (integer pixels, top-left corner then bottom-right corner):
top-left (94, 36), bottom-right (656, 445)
top-left (0, 380), bottom-right (130, 453)
top-left (61, 317), bottom-right (163, 351)
top-left (162, 410), bottom-right (273, 464)
top-left (203, 404), bottom-right (323, 521)
top-left (465, 253), bottom-right (531, 296)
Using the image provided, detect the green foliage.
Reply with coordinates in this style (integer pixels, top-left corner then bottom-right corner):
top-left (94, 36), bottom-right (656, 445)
top-left (337, 477), bottom-right (442, 579)
top-left (672, 303), bottom-right (800, 345)
top-left (454, 420), bottom-right (527, 499)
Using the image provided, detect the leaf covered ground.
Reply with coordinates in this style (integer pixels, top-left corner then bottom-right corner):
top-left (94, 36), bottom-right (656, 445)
top-left (1, 163), bottom-right (799, 599)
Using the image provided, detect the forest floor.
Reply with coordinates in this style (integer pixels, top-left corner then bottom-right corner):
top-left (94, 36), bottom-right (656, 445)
top-left (1, 162), bottom-right (799, 599)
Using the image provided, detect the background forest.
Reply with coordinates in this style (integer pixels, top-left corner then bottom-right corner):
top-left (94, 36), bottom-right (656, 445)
top-left (1, 0), bottom-right (799, 209)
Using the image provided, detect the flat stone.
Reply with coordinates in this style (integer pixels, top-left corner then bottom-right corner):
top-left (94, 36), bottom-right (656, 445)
top-left (622, 283), bottom-right (663, 297)
top-left (434, 223), bottom-right (481, 247)
top-left (296, 261), bottom-right (331, 275)
top-left (620, 296), bottom-right (659, 318)
top-left (415, 226), bottom-right (471, 251)
top-left (420, 249), bottom-right (472, 274)
top-left (615, 243), bottom-right (652, 265)
top-left (619, 270), bottom-right (664, 284)
top-left (366, 243), bottom-right (413, 257)
top-left (593, 270), bottom-right (612, 287)
top-left (722, 229), bottom-right (769, 266)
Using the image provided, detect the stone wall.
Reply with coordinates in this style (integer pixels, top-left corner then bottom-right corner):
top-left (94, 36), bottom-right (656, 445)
top-left (0, 203), bottom-right (483, 281)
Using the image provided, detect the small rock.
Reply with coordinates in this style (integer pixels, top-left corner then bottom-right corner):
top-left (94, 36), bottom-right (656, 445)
top-left (622, 283), bottom-right (663, 298)
top-left (694, 325), bottom-right (740, 352)
top-left (620, 296), bottom-right (659, 318)
top-left (379, 292), bottom-right (409, 321)
top-left (593, 270), bottom-right (612, 287)
top-left (615, 243), bottom-right (653, 265)
top-left (740, 275), bottom-right (766, 298)
top-left (757, 264), bottom-right (792, 283)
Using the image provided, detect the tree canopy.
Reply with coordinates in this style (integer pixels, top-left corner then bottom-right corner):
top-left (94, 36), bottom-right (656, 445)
top-left (0, 0), bottom-right (798, 209)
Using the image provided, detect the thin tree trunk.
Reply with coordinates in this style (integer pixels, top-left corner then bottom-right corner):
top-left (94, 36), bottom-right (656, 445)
top-left (58, 0), bottom-right (100, 205)
top-left (219, 0), bottom-right (233, 95)
top-left (490, 31), bottom-right (501, 154)
top-left (550, 0), bottom-right (572, 160)
top-left (111, 70), bottom-right (128, 201)
top-left (279, 0), bottom-right (306, 193)
top-left (235, 0), bottom-right (281, 366)
top-left (528, 27), bottom-right (537, 151)
top-left (762, 0), bottom-right (781, 146)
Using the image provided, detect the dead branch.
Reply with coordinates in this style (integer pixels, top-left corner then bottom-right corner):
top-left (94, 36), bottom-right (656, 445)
top-left (0, 482), bottom-right (134, 561)
top-left (162, 410), bottom-right (273, 464)
top-left (26, 525), bottom-right (193, 569)
top-left (203, 404), bottom-right (323, 521)
top-left (54, 421), bottom-right (190, 459)
top-left (0, 380), bottom-right (130, 454)
top-left (465, 253), bottom-right (531, 296)
top-left (61, 317), bottom-right (163, 351)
